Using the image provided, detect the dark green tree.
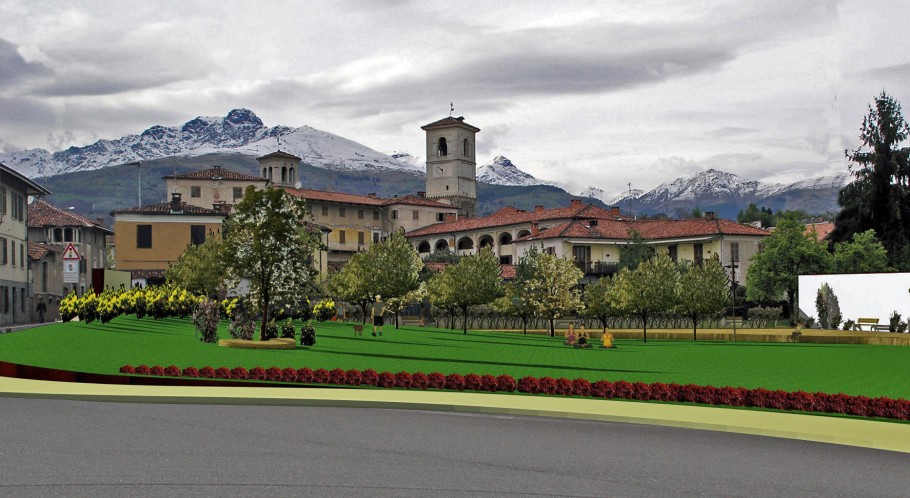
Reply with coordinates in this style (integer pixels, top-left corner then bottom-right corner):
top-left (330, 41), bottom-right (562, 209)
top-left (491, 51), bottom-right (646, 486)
top-left (831, 91), bottom-right (910, 270)
top-left (832, 229), bottom-right (891, 273)
top-left (618, 229), bottom-right (655, 271)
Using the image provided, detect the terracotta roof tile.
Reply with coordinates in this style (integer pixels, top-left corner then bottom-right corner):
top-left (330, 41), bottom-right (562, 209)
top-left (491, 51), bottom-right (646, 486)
top-left (27, 241), bottom-right (63, 261)
top-left (284, 187), bottom-right (385, 206)
top-left (405, 202), bottom-right (626, 237)
top-left (28, 200), bottom-right (112, 232)
top-left (516, 217), bottom-right (769, 243)
top-left (381, 195), bottom-right (454, 208)
top-left (162, 166), bottom-right (266, 181)
top-left (111, 202), bottom-right (228, 216)
top-left (805, 221), bottom-right (835, 240)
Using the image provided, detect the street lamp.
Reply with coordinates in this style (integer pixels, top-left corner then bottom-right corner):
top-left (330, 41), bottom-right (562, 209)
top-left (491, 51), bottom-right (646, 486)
top-left (725, 254), bottom-right (738, 343)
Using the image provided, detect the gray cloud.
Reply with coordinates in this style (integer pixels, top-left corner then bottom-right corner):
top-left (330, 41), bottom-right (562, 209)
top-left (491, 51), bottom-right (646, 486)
top-left (0, 38), bottom-right (52, 88)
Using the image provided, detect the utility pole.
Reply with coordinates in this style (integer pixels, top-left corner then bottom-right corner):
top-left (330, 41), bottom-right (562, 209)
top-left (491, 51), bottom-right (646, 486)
top-left (726, 253), bottom-right (738, 342)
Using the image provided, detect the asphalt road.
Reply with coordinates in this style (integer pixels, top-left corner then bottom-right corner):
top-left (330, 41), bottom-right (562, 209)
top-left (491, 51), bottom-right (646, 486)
top-left (1, 397), bottom-right (908, 497)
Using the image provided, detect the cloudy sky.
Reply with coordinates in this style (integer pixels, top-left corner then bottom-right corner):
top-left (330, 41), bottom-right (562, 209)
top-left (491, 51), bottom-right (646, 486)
top-left (1, 0), bottom-right (908, 195)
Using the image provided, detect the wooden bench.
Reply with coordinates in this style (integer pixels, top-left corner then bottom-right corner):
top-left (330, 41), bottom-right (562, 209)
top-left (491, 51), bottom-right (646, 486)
top-left (400, 316), bottom-right (425, 327)
top-left (854, 318), bottom-right (880, 331)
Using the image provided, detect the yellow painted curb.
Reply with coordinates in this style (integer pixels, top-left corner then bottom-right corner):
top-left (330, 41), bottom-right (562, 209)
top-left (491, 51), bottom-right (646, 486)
top-left (2, 376), bottom-right (908, 453)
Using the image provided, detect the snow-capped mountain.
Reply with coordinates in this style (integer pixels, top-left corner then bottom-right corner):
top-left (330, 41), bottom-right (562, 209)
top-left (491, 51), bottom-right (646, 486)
top-left (476, 156), bottom-right (549, 186)
top-left (0, 109), bottom-right (422, 178)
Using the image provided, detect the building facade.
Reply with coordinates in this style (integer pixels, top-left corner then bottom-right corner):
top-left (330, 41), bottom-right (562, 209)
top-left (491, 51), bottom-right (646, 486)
top-left (422, 116), bottom-right (480, 218)
top-left (0, 163), bottom-right (51, 326)
top-left (28, 200), bottom-right (112, 296)
top-left (163, 165), bottom-right (268, 212)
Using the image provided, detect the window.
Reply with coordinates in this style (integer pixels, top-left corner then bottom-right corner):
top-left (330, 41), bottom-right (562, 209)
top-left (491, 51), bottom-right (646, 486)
top-left (373, 211), bottom-right (379, 220)
top-left (0, 237), bottom-right (6, 265)
top-left (339, 207), bottom-right (346, 218)
top-left (437, 213), bottom-right (445, 222)
top-left (463, 138), bottom-right (469, 156)
top-left (437, 137), bottom-right (447, 156)
top-left (281, 166), bottom-right (287, 183)
top-left (190, 186), bottom-right (201, 198)
top-left (413, 210), bottom-right (419, 220)
top-left (233, 187), bottom-right (243, 199)
top-left (358, 231), bottom-right (365, 245)
top-left (20, 288), bottom-right (25, 312)
top-left (321, 206), bottom-right (329, 216)
top-left (730, 242), bottom-right (740, 263)
top-left (392, 210), bottom-right (398, 220)
top-left (668, 245), bottom-right (678, 262)
top-left (544, 247), bottom-right (556, 255)
top-left (694, 243), bottom-right (704, 266)
top-left (20, 242), bottom-right (24, 268)
top-left (53, 228), bottom-right (63, 242)
top-left (0, 186), bottom-right (5, 216)
top-left (64, 228), bottom-right (73, 242)
top-left (289, 168), bottom-right (295, 184)
top-left (373, 232), bottom-right (380, 244)
top-left (358, 209), bottom-right (364, 219)
top-left (42, 262), bottom-right (48, 292)
top-left (191, 225), bottom-right (206, 245)
top-left (1, 286), bottom-right (7, 314)
top-left (136, 225), bottom-right (152, 248)
top-left (339, 230), bottom-right (346, 244)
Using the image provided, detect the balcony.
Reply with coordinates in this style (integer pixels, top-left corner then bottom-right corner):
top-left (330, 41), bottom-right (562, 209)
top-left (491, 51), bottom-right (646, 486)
top-left (574, 261), bottom-right (619, 276)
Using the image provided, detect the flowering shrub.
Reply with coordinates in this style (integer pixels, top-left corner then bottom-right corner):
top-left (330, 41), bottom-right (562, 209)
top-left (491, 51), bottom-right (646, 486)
top-left (313, 368), bottom-right (330, 383)
top-left (280, 319), bottom-right (296, 339)
top-left (122, 364), bottom-right (910, 421)
top-left (427, 372), bottom-right (445, 389)
top-left (263, 321), bottom-right (279, 341)
top-left (300, 322), bottom-right (316, 346)
top-left (266, 367), bottom-right (283, 381)
top-left (220, 298), bottom-right (240, 320)
top-left (282, 367), bottom-right (299, 382)
top-left (192, 298), bottom-right (221, 343)
top-left (329, 368), bottom-right (346, 385)
top-left (378, 371), bottom-right (396, 388)
top-left (249, 366), bottom-right (267, 381)
top-left (60, 291), bottom-right (79, 322)
top-left (228, 313), bottom-right (255, 341)
top-left (313, 299), bottom-right (336, 322)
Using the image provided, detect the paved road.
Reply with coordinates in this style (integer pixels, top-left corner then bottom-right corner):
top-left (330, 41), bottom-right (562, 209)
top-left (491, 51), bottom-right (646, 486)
top-left (1, 397), bottom-right (908, 497)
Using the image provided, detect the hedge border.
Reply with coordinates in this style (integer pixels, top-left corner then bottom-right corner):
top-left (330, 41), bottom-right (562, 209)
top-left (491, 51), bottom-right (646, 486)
top-left (120, 364), bottom-right (910, 421)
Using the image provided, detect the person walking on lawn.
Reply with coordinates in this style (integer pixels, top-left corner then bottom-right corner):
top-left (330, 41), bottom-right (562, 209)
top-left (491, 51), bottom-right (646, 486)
top-left (372, 295), bottom-right (385, 336)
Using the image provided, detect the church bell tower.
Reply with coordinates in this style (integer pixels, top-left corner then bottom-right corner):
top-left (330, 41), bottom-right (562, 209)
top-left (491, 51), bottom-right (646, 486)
top-left (422, 116), bottom-right (480, 218)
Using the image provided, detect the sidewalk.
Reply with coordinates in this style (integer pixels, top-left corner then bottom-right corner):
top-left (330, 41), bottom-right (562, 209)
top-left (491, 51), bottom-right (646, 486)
top-left (2, 375), bottom-right (909, 453)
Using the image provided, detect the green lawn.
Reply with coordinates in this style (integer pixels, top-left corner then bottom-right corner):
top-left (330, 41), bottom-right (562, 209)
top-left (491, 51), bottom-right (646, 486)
top-left (2, 316), bottom-right (910, 399)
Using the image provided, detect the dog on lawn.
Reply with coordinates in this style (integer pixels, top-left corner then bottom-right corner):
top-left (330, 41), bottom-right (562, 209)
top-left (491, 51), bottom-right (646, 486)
top-left (352, 324), bottom-right (364, 336)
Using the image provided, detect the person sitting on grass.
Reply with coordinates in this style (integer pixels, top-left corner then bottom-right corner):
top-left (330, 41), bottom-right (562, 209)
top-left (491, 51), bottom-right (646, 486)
top-left (574, 327), bottom-right (592, 348)
top-left (599, 328), bottom-right (615, 349)
top-left (563, 322), bottom-right (577, 346)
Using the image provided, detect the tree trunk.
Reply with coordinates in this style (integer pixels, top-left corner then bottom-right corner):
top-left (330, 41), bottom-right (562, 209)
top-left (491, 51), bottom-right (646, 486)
top-left (641, 312), bottom-right (648, 343)
top-left (449, 309), bottom-right (455, 330)
top-left (395, 311), bottom-right (400, 330)
top-left (259, 289), bottom-right (269, 342)
top-left (787, 290), bottom-right (797, 325)
top-left (462, 305), bottom-right (469, 334)
top-left (549, 317), bottom-right (555, 337)
top-left (691, 312), bottom-right (698, 341)
top-left (522, 315), bottom-right (528, 334)
top-left (360, 301), bottom-right (369, 324)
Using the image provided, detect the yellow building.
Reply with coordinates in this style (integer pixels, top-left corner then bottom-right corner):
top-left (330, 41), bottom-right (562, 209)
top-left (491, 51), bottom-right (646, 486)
top-left (163, 165), bottom-right (268, 212)
top-left (111, 193), bottom-right (227, 285)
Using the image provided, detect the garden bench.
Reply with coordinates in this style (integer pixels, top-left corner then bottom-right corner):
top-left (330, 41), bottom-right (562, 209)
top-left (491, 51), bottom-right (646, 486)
top-left (854, 318), bottom-right (879, 331)
top-left (400, 316), bottom-right (425, 327)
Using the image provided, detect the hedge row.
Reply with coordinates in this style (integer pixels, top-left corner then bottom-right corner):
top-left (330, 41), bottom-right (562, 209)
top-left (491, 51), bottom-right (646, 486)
top-left (119, 364), bottom-right (910, 421)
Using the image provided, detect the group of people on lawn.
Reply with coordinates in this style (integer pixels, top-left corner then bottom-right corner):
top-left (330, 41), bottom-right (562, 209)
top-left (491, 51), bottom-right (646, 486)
top-left (564, 322), bottom-right (615, 349)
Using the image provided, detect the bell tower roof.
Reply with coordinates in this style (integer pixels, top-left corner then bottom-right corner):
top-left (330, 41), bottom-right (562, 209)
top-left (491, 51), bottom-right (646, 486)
top-left (421, 116), bottom-right (480, 133)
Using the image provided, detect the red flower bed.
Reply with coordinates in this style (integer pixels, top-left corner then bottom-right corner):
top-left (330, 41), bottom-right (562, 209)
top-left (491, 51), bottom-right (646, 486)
top-left (122, 363), bottom-right (910, 421)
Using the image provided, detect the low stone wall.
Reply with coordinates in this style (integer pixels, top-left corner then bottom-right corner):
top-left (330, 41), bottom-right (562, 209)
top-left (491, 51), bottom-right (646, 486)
top-left (218, 338), bottom-right (296, 350)
top-left (477, 327), bottom-right (910, 346)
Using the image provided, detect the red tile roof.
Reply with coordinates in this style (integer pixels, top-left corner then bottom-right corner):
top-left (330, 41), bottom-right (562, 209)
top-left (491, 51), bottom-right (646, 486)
top-left (804, 222), bottom-right (835, 241)
top-left (382, 195), bottom-right (454, 208)
top-left (257, 150), bottom-right (302, 161)
top-left (162, 166), bottom-right (266, 181)
top-left (111, 202), bottom-right (228, 217)
top-left (516, 217), bottom-right (769, 243)
top-left (421, 116), bottom-right (480, 132)
top-left (28, 200), bottom-right (112, 232)
top-left (284, 187), bottom-right (384, 206)
top-left (405, 202), bottom-right (626, 237)
top-left (27, 241), bottom-right (63, 261)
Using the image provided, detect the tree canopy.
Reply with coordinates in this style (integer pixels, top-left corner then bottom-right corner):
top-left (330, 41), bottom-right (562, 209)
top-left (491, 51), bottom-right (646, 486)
top-left (832, 229), bottom-right (891, 273)
top-left (223, 187), bottom-right (321, 340)
top-left (521, 249), bottom-right (584, 337)
top-left (165, 235), bottom-right (226, 298)
top-left (614, 252), bottom-right (679, 343)
top-left (674, 256), bottom-right (730, 341)
top-left (746, 213), bottom-right (830, 323)
top-left (831, 91), bottom-right (910, 270)
top-left (427, 247), bottom-right (502, 333)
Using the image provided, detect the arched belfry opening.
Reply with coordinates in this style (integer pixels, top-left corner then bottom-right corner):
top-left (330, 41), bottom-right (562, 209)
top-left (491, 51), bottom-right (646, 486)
top-left (463, 138), bottom-right (469, 157)
top-left (437, 137), bottom-right (447, 157)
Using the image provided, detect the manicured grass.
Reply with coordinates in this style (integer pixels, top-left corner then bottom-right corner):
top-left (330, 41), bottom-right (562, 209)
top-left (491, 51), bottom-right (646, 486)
top-left (2, 316), bottom-right (910, 399)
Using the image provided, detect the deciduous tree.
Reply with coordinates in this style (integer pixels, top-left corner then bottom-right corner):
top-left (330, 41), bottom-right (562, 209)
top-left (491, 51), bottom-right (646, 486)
top-left (832, 229), bottom-right (891, 273)
top-left (583, 275), bottom-right (622, 333)
top-left (614, 252), bottom-right (679, 343)
top-left (431, 248), bottom-right (502, 334)
top-left (674, 256), bottom-right (730, 341)
top-left (522, 249), bottom-right (584, 337)
top-left (165, 235), bottom-right (226, 298)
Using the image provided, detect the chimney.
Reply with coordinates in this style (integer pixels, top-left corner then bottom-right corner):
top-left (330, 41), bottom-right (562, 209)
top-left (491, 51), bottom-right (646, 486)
top-left (443, 213), bottom-right (457, 223)
top-left (705, 211), bottom-right (715, 220)
top-left (531, 222), bottom-right (540, 237)
top-left (570, 199), bottom-right (583, 208)
top-left (96, 217), bottom-right (105, 227)
top-left (610, 206), bottom-right (621, 216)
top-left (417, 191), bottom-right (426, 199)
top-left (170, 192), bottom-right (183, 213)
top-left (367, 193), bottom-right (377, 198)
top-left (534, 205), bottom-right (544, 213)
top-left (213, 201), bottom-right (231, 214)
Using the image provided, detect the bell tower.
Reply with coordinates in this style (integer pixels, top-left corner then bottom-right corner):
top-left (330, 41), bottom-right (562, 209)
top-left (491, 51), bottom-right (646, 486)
top-left (422, 116), bottom-right (480, 218)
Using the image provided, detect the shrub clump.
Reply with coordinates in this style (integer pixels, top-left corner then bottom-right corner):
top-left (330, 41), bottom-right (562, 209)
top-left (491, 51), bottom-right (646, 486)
top-left (192, 298), bottom-right (221, 343)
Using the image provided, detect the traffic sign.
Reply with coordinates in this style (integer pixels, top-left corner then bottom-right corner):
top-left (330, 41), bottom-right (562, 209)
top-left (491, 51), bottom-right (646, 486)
top-left (62, 243), bottom-right (81, 261)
